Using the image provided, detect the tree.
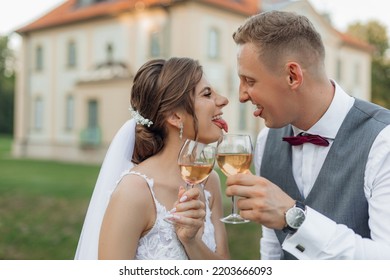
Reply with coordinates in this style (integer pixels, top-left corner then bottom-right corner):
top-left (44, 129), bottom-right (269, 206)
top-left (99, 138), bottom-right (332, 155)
top-left (0, 35), bottom-right (15, 134)
top-left (347, 21), bottom-right (390, 109)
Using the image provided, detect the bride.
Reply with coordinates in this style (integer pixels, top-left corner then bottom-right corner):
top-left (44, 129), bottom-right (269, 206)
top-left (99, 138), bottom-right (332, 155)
top-left (75, 57), bottom-right (230, 260)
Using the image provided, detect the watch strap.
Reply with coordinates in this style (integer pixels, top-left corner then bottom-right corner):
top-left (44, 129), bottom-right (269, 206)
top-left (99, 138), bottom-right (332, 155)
top-left (295, 200), bottom-right (306, 211)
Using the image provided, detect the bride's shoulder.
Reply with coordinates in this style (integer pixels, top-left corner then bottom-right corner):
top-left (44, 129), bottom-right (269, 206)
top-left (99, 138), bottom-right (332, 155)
top-left (112, 172), bottom-right (153, 204)
top-left (105, 170), bottom-right (156, 235)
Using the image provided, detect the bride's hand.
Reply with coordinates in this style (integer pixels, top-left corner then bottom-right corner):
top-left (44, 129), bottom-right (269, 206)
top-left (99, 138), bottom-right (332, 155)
top-left (168, 186), bottom-right (205, 244)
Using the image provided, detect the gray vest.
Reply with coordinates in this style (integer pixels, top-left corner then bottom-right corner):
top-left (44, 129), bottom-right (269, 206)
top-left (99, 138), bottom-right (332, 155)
top-left (260, 99), bottom-right (390, 259)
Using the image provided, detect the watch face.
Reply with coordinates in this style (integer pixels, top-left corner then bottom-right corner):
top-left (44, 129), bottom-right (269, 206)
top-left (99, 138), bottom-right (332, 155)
top-left (286, 207), bottom-right (306, 229)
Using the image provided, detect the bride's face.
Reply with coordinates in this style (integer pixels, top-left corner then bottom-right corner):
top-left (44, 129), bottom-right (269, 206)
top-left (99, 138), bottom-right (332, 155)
top-left (190, 75), bottom-right (229, 144)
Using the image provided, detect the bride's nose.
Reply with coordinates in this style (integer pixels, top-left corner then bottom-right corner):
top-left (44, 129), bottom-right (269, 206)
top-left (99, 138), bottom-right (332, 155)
top-left (216, 93), bottom-right (229, 108)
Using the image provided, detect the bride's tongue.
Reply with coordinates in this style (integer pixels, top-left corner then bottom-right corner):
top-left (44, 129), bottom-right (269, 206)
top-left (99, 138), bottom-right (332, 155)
top-left (213, 119), bottom-right (229, 133)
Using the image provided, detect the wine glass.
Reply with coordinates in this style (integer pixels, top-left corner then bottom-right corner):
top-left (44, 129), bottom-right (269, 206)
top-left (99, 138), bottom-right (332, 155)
top-left (164, 139), bottom-right (216, 223)
top-left (178, 139), bottom-right (216, 190)
top-left (216, 134), bottom-right (253, 224)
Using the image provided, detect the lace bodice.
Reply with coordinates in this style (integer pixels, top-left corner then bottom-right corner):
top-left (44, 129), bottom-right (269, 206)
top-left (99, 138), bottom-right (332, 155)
top-left (117, 171), bottom-right (217, 260)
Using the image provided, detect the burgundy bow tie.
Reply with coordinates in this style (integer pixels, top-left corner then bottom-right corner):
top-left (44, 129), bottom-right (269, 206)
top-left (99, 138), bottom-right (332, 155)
top-left (283, 133), bottom-right (329, 147)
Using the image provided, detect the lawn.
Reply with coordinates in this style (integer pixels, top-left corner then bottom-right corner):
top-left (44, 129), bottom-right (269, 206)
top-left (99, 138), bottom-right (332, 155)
top-left (0, 135), bottom-right (260, 260)
top-left (0, 135), bottom-right (99, 259)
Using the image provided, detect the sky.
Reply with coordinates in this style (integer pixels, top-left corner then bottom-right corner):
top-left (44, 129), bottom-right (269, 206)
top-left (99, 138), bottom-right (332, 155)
top-left (0, 0), bottom-right (389, 41)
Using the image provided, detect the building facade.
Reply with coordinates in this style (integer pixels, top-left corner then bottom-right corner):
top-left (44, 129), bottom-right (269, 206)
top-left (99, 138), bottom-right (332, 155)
top-left (12, 0), bottom-right (372, 163)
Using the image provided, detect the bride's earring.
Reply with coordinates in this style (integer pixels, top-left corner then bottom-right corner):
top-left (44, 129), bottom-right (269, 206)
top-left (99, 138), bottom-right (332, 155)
top-left (179, 123), bottom-right (183, 140)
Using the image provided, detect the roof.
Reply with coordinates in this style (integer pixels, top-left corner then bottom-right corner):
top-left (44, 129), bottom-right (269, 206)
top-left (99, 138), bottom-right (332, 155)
top-left (16, 0), bottom-right (259, 34)
top-left (16, 0), bottom-right (372, 53)
top-left (338, 32), bottom-right (374, 53)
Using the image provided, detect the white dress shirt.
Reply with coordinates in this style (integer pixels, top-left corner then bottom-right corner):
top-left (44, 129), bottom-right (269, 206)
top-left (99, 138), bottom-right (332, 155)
top-left (255, 81), bottom-right (390, 259)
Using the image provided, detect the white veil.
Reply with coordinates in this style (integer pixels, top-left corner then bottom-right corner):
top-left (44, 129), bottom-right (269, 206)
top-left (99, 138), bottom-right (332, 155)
top-left (75, 119), bottom-right (136, 259)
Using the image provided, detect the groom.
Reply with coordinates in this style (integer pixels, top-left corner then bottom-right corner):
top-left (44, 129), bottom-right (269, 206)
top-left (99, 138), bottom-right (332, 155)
top-left (226, 10), bottom-right (390, 259)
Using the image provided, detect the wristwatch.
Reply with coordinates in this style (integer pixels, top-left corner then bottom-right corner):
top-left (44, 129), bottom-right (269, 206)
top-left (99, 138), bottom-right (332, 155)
top-left (283, 201), bottom-right (306, 234)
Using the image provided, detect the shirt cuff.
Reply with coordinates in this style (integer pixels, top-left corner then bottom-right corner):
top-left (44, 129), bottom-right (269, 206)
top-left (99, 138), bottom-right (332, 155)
top-left (282, 207), bottom-right (337, 259)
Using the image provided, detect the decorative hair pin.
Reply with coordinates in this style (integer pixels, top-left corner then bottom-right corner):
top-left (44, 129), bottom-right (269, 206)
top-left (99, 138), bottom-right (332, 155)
top-left (129, 107), bottom-right (153, 127)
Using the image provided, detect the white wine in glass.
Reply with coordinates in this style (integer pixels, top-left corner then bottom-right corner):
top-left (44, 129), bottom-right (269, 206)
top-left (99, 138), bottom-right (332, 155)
top-left (216, 153), bottom-right (252, 176)
top-left (178, 139), bottom-right (216, 190)
top-left (217, 134), bottom-right (253, 224)
top-left (164, 139), bottom-right (216, 223)
top-left (179, 164), bottom-right (214, 187)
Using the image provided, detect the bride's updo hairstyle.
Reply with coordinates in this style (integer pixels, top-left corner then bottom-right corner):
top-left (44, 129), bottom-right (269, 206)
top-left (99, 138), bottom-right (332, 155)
top-left (130, 57), bottom-right (203, 164)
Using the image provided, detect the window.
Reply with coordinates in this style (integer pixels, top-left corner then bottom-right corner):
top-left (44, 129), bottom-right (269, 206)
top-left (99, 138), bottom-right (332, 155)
top-left (106, 43), bottom-right (114, 63)
top-left (80, 100), bottom-right (100, 147)
top-left (67, 41), bottom-right (77, 67)
top-left (65, 95), bottom-right (74, 130)
top-left (150, 31), bottom-right (161, 57)
top-left (88, 100), bottom-right (98, 128)
top-left (36, 45), bottom-right (43, 71)
top-left (34, 97), bottom-right (43, 130)
top-left (208, 28), bottom-right (220, 59)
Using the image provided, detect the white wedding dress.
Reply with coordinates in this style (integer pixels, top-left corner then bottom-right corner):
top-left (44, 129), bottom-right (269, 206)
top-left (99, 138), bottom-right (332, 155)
top-left (75, 120), bottom-right (217, 260)
top-left (117, 170), bottom-right (217, 259)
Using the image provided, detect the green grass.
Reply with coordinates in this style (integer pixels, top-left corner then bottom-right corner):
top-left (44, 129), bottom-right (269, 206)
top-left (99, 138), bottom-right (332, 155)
top-left (0, 136), bottom-right (260, 260)
top-left (216, 167), bottom-right (261, 260)
top-left (0, 136), bottom-right (99, 259)
top-left (0, 134), bottom-right (12, 157)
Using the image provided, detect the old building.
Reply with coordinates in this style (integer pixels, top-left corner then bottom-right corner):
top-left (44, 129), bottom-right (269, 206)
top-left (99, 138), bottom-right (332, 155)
top-left (12, 0), bottom-right (372, 163)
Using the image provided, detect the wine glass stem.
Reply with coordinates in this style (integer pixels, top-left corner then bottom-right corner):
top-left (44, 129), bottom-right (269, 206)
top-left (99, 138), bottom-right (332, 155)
top-left (232, 196), bottom-right (239, 216)
top-left (185, 183), bottom-right (194, 191)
